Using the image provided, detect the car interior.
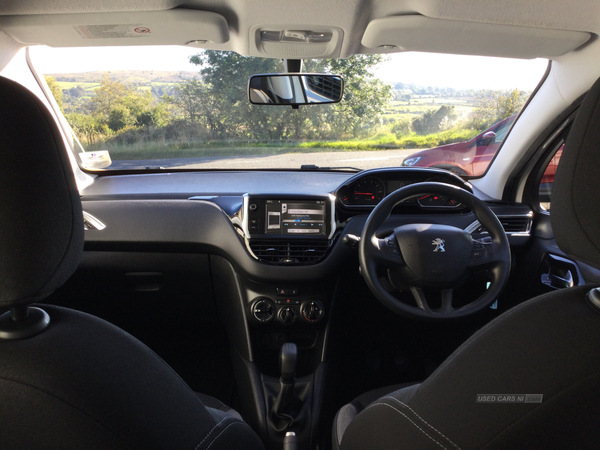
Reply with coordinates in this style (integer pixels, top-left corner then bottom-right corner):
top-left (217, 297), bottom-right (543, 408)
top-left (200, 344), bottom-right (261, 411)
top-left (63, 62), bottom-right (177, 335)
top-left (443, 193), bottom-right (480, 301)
top-left (1, 1), bottom-right (600, 449)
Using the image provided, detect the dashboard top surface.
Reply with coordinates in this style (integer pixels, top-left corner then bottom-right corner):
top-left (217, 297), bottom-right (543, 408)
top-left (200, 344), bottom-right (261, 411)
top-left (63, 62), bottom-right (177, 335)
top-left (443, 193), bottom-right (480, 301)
top-left (81, 168), bottom-right (471, 202)
top-left (79, 167), bottom-right (532, 278)
top-left (81, 171), bottom-right (355, 199)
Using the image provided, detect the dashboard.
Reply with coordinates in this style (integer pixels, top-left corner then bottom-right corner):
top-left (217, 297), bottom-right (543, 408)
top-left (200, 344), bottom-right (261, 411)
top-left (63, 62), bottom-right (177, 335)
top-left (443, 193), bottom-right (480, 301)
top-left (81, 167), bottom-right (532, 274)
top-left (76, 166), bottom-right (533, 405)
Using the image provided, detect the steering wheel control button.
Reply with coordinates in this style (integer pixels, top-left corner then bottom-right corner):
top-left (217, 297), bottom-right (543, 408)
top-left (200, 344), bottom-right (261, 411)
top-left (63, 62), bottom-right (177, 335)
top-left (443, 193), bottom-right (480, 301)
top-left (468, 240), bottom-right (494, 266)
top-left (377, 235), bottom-right (403, 263)
top-left (251, 298), bottom-right (275, 323)
top-left (301, 300), bottom-right (324, 323)
top-left (278, 306), bottom-right (298, 324)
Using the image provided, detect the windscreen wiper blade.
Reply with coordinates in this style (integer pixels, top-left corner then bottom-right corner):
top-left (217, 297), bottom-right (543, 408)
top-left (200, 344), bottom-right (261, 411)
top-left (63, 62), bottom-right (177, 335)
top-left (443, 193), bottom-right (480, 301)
top-left (300, 164), bottom-right (361, 172)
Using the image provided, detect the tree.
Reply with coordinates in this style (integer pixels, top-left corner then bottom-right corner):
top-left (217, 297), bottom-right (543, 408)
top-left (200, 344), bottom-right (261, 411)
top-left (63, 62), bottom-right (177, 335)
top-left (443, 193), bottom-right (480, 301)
top-left (91, 75), bottom-right (130, 119)
top-left (66, 112), bottom-right (110, 145)
top-left (189, 51), bottom-right (291, 140)
top-left (180, 51), bottom-right (392, 140)
top-left (174, 78), bottom-right (228, 138)
top-left (64, 74), bottom-right (171, 146)
top-left (44, 76), bottom-right (64, 112)
top-left (412, 105), bottom-right (457, 134)
top-left (472, 88), bottom-right (528, 129)
top-left (326, 55), bottom-right (393, 137)
top-left (90, 75), bottom-right (169, 132)
top-left (496, 88), bottom-right (528, 120)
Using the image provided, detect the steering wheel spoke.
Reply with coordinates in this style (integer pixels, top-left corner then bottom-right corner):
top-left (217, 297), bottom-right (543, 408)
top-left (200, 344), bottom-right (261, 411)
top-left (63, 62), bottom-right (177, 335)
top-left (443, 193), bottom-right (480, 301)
top-left (409, 287), bottom-right (432, 313)
top-left (410, 287), bottom-right (454, 316)
top-left (440, 288), bottom-right (454, 314)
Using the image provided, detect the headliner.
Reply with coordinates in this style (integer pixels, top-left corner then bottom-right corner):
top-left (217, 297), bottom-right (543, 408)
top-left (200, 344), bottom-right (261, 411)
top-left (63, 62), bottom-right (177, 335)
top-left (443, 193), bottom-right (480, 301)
top-left (0, 0), bottom-right (597, 59)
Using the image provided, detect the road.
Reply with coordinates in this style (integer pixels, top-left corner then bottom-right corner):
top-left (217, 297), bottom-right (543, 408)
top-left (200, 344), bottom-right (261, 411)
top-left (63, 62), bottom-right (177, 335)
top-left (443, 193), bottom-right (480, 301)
top-left (106, 149), bottom-right (419, 171)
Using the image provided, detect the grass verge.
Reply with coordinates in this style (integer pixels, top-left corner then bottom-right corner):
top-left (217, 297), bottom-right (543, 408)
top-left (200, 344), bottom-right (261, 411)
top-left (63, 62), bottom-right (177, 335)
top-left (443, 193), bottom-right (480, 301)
top-left (88, 127), bottom-right (479, 160)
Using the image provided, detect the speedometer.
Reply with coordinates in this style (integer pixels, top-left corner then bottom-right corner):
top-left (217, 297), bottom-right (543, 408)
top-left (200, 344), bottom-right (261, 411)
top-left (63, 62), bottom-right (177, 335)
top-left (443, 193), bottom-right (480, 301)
top-left (350, 177), bottom-right (385, 205)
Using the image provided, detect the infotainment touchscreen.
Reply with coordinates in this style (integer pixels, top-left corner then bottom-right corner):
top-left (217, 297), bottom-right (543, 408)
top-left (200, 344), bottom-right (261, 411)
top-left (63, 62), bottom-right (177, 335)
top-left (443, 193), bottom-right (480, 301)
top-left (264, 199), bottom-right (326, 235)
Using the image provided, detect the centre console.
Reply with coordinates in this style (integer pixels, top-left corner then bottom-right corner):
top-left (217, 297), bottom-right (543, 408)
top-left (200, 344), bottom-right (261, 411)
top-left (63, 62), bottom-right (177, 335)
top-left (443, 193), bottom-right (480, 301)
top-left (214, 195), bottom-right (340, 449)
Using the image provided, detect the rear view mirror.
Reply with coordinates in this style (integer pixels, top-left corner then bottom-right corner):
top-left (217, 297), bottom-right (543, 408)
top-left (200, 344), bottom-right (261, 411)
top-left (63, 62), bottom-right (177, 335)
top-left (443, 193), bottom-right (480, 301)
top-left (248, 74), bottom-right (343, 108)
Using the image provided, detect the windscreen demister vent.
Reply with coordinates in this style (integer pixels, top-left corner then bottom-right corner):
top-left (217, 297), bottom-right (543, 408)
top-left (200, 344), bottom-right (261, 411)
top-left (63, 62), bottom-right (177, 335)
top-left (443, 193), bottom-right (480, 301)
top-left (249, 240), bottom-right (331, 265)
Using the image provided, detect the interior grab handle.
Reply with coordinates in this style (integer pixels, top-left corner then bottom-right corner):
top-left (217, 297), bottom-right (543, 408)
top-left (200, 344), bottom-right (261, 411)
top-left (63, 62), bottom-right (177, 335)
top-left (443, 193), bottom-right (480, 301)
top-left (542, 269), bottom-right (574, 289)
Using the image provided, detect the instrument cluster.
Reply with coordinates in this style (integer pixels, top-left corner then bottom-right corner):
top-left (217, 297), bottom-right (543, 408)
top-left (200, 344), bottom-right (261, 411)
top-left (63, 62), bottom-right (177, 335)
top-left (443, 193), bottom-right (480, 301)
top-left (336, 169), bottom-right (471, 211)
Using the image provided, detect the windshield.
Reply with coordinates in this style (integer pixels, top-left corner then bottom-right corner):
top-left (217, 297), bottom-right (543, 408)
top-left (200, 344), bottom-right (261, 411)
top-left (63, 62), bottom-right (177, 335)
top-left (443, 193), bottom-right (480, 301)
top-left (30, 46), bottom-right (547, 175)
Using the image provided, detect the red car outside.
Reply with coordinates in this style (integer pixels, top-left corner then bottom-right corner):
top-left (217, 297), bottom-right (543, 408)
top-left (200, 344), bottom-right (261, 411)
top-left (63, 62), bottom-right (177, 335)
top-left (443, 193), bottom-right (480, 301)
top-left (401, 115), bottom-right (517, 177)
top-left (402, 114), bottom-right (563, 204)
top-left (539, 145), bottom-right (563, 205)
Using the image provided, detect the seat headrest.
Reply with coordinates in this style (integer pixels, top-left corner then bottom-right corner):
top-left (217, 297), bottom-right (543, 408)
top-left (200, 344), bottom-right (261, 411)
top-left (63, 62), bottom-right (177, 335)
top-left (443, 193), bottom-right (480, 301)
top-left (0, 76), bottom-right (83, 307)
top-left (552, 76), bottom-right (600, 269)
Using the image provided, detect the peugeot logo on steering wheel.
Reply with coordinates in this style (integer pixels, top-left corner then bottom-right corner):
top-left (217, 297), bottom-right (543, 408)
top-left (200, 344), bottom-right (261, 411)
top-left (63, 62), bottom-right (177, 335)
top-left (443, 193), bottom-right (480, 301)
top-left (432, 238), bottom-right (446, 252)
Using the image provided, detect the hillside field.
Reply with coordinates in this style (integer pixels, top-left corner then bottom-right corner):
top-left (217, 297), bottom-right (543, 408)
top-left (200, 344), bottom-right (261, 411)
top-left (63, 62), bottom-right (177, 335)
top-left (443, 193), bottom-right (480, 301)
top-left (49, 71), bottom-right (477, 121)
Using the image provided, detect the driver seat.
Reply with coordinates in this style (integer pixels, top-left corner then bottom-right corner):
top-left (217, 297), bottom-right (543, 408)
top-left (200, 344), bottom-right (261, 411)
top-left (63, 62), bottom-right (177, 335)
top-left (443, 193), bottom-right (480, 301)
top-left (333, 77), bottom-right (600, 450)
top-left (0, 77), bottom-right (265, 448)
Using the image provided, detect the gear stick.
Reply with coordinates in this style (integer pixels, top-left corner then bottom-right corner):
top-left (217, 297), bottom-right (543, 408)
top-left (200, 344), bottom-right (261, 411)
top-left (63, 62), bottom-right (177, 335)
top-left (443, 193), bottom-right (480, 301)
top-left (270, 342), bottom-right (299, 431)
top-left (280, 342), bottom-right (297, 384)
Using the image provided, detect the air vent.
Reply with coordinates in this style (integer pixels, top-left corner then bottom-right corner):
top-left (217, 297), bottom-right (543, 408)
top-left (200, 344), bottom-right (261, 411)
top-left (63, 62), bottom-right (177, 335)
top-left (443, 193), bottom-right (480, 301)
top-left (249, 239), bottom-right (331, 265)
top-left (467, 215), bottom-right (532, 235)
top-left (499, 216), bottom-right (532, 233)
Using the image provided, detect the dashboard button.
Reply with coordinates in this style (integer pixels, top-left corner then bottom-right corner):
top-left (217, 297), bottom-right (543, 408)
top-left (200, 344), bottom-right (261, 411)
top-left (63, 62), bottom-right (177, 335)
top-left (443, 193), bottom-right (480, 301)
top-left (276, 287), bottom-right (299, 297)
top-left (276, 299), bottom-right (300, 305)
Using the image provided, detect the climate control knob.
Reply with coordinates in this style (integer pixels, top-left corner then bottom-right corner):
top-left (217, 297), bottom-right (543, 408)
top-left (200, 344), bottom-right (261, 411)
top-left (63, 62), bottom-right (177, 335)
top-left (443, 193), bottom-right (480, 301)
top-left (251, 298), bottom-right (275, 323)
top-left (278, 306), bottom-right (297, 325)
top-left (301, 300), bottom-right (324, 323)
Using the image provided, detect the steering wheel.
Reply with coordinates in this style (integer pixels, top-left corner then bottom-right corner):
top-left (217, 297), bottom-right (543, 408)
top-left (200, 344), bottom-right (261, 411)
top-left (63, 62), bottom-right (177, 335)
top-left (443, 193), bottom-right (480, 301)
top-left (359, 182), bottom-right (510, 320)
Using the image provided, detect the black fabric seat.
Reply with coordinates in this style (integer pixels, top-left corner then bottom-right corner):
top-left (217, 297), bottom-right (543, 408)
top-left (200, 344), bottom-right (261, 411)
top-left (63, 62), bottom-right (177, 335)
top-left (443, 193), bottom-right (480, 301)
top-left (333, 383), bottom-right (418, 447)
top-left (0, 76), bottom-right (264, 449)
top-left (196, 392), bottom-right (244, 421)
top-left (333, 77), bottom-right (600, 450)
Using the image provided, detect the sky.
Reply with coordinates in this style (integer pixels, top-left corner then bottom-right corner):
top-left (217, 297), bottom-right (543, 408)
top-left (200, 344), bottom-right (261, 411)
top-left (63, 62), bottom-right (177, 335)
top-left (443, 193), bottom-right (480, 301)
top-left (30, 45), bottom-right (549, 91)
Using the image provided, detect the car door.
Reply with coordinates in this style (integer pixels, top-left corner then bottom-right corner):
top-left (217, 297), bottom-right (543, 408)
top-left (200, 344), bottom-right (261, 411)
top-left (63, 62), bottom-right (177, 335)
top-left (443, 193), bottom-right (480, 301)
top-left (503, 108), bottom-right (600, 309)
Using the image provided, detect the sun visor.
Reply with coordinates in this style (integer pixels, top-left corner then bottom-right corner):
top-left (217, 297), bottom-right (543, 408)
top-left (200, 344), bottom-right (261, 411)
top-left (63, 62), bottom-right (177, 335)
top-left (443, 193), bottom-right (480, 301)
top-left (362, 15), bottom-right (591, 59)
top-left (0, 9), bottom-right (229, 47)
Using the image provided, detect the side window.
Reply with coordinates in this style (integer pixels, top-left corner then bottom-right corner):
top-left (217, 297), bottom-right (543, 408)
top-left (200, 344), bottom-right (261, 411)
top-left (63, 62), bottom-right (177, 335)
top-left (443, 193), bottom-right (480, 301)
top-left (539, 144), bottom-right (564, 211)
